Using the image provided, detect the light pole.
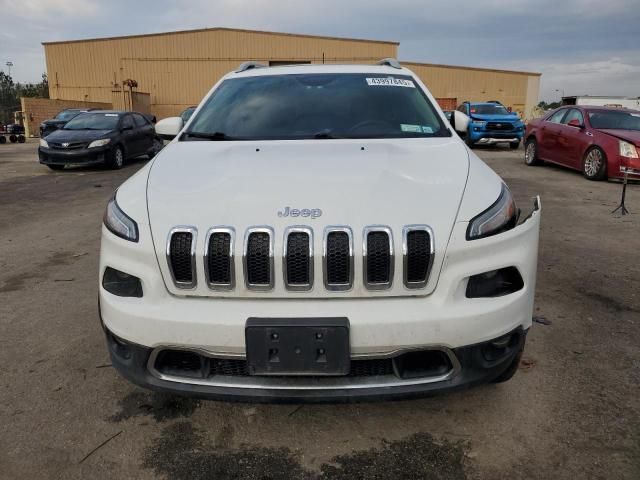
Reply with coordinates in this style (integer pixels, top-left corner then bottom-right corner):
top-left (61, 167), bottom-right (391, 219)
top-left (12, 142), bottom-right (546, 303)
top-left (5, 61), bottom-right (13, 77)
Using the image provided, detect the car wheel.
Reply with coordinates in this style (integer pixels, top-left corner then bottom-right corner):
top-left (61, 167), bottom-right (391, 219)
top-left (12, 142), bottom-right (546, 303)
top-left (47, 164), bottom-right (65, 171)
top-left (107, 145), bottom-right (125, 170)
top-left (491, 348), bottom-right (524, 383)
top-left (582, 147), bottom-right (607, 181)
top-left (9, 135), bottom-right (17, 143)
top-left (524, 138), bottom-right (541, 166)
top-left (148, 137), bottom-right (164, 159)
top-left (0, 136), bottom-right (6, 144)
top-left (509, 140), bottom-right (520, 149)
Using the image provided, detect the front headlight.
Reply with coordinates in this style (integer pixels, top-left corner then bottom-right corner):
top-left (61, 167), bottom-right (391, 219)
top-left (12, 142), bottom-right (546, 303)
top-left (619, 140), bottom-right (639, 159)
top-left (89, 138), bottom-right (111, 148)
top-left (467, 184), bottom-right (518, 240)
top-left (103, 194), bottom-right (139, 242)
top-left (39, 139), bottom-right (49, 148)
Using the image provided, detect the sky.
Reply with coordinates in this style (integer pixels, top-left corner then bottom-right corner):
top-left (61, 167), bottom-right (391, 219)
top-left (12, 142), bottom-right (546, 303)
top-left (1, 0), bottom-right (639, 102)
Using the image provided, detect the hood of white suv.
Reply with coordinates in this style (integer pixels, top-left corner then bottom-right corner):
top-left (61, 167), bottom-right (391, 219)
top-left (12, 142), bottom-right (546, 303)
top-left (147, 137), bottom-right (470, 298)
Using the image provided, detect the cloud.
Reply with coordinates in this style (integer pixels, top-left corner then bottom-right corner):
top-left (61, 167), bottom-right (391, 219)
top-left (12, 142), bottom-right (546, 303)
top-left (0, 0), bottom-right (638, 102)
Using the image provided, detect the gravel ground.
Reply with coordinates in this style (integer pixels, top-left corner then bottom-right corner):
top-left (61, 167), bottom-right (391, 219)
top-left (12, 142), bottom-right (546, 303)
top-left (0, 139), bottom-right (638, 479)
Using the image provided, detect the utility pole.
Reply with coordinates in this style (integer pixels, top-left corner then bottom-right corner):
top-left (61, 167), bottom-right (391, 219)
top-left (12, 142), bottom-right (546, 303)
top-left (5, 61), bottom-right (13, 77)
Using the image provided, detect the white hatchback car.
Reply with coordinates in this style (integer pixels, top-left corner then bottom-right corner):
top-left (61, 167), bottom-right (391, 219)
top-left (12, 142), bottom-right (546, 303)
top-left (100, 59), bottom-right (541, 401)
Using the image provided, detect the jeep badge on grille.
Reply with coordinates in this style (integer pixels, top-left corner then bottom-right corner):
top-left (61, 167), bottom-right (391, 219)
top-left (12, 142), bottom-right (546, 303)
top-left (278, 207), bottom-right (322, 219)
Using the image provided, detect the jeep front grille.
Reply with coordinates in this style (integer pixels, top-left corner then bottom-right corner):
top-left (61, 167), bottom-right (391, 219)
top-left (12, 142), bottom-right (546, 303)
top-left (167, 228), bottom-right (197, 288)
top-left (166, 224), bottom-right (434, 292)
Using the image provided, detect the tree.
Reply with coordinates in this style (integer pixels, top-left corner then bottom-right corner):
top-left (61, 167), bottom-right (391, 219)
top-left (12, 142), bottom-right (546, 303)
top-left (0, 72), bottom-right (49, 123)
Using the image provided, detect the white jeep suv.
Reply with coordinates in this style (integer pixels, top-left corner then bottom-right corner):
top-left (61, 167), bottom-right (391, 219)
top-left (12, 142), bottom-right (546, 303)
top-left (99, 59), bottom-right (541, 401)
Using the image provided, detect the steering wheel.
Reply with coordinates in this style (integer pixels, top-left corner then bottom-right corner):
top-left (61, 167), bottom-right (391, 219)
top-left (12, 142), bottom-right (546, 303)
top-left (348, 119), bottom-right (394, 134)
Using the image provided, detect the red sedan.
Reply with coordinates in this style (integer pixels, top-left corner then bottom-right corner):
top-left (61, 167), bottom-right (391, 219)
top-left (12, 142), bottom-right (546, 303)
top-left (524, 106), bottom-right (640, 180)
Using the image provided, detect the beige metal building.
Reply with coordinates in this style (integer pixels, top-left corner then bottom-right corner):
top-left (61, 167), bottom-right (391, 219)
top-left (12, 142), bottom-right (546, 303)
top-left (39, 27), bottom-right (540, 131)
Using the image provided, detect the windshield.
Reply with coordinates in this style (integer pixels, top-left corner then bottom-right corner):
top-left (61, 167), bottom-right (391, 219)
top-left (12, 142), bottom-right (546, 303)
top-left (63, 113), bottom-right (120, 130)
top-left (185, 73), bottom-right (448, 140)
top-left (588, 110), bottom-right (640, 131)
top-left (470, 104), bottom-right (510, 115)
top-left (56, 110), bottom-right (82, 121)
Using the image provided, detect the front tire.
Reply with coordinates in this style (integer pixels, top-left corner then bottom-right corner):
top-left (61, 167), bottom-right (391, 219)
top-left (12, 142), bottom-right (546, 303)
top-left (524, 138), bottom-right (541, 166)
top-left (107, 145), bottom-right (125, 170)
top-left (510, 140), bottom-right (520, 149)
top-left (582, 147), bottom-right (607, 181)
top-left (465, 135), bottom-right (476, 148)
top-left (148, 137), bottom-right (163, 159)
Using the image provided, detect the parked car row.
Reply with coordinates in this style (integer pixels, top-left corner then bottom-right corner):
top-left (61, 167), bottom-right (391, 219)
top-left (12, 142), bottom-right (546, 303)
top-left (38, 110), bottom-right (163, 170)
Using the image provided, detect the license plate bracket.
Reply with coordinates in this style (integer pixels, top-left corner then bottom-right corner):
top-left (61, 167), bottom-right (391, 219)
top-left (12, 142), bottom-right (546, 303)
top-left (245, 317), bottom-right (350, 376)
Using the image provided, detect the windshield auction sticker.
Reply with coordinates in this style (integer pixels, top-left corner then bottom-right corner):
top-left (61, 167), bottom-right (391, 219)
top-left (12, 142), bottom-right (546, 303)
top-left (366, 77), bottom-right (415, 88)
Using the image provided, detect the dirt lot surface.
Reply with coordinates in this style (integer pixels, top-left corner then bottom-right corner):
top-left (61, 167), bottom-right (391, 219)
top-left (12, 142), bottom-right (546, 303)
top-left (1, 139), bottom-right (639, 479)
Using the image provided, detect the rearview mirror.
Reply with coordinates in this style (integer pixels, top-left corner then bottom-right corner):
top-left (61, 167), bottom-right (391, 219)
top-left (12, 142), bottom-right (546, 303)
top-left (155, 117), bottom-right (184, 140)
top-left (452, 110), bottom-right (470, 133)
top-left (567, 119), bottom-right (584, 128)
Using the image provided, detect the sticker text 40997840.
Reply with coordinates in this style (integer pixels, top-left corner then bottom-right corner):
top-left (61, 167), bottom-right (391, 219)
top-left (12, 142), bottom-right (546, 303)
top-left (366, 77), bottom-right (415, 88)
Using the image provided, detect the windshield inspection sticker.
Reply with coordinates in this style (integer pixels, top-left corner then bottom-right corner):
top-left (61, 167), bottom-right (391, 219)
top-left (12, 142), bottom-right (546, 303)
top-left (366, 77), bottom-right (415, 88)
top-left (401, 124), bottom-right (422, 133)
top-left (422, 126), bottom-right (433, 133)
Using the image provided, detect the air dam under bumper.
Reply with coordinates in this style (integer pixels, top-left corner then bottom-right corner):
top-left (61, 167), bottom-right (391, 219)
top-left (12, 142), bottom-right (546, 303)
top-left (105, 326), bottom-right (527, 402)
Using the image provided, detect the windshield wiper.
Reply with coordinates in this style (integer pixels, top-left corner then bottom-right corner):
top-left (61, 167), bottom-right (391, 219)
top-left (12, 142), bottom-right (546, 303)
top-left (183, 131), bottom-right (235, 141)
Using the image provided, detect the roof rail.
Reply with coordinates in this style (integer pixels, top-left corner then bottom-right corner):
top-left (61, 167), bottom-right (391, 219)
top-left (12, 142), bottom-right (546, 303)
top-left (236, 61), bottom-right (268, 73)
top-left (376, 58), bottom-right (402, 69)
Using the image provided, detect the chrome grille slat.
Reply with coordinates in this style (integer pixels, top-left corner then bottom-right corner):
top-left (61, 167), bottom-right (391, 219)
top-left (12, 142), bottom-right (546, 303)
top-left (166, 227), bottom-right (197, 289)
top-left (243, 227), bottom-right (274, 290)
top-left (283, 227), bottom-right (313, 291)
top-left (323, 226), bottom-right (354, 291)
top-left (403, 225), bottom-right (434, 289)
top-left (204, 227), bottom-right (235, 290)
top-left (363, 226), bottom-right (394, 290)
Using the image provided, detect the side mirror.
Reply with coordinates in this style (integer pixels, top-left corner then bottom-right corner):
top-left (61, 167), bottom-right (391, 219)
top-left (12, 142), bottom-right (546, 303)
top-left (567, 119), bottom-right (584, 128)
top-left (155, 117), bottom-right (184, 140)
top-left (452, 110), bottom-right (470, 133)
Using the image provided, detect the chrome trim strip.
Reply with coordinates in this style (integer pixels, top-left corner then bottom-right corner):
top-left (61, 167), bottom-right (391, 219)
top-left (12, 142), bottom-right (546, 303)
top-left (204, 227), bottom-right (235, 290)
top-left (282, 226), bottom-right (314, 291)
top-left (243, 226), bottom-right (275, 290)
top-left (362, 225), bottom-right (394, 290)
top-left (146, 345), bottom-right (461, 391)
top-left (166, 226), bottom-right (198, 289)
top-left (323, 226), bottom-right (354, 291)
top-left (402, 225), bottom-right (435, 289)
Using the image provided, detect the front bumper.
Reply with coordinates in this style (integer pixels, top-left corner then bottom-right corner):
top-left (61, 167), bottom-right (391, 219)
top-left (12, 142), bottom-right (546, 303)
top-left (99, 199), bottom-right (541, 400)
top-left (38, 145), bottom-right (109, 166)
top-left (104, 325), bottom-right (527, 402)
top-left (468, 129), bottom-right (524, 144)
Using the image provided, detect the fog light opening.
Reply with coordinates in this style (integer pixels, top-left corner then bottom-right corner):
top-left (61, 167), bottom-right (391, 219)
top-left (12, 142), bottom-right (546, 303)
top-left (482, 331), bottom-right (521, 362)
top-left (155, 350), bottom-right (206, 379)
top-left (393, 350), bottom-right (452, 380)
top-left (466, 266), bottom-right (524, 298)
top-left (108, 332), bottom-right (132, 360)
top-left (102, 267), bottom-right (143, 297)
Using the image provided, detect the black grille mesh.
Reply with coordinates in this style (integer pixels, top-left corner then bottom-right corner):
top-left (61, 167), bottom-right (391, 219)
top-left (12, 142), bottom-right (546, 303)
top-left (326, 232), bottom-right (351, 285)
top-left (207, 232), bottom-right (232, 284)
top-left (366, 231), bottom-right (391, 284)
top-left (206, 357), bottom-right (393, 378)
top-left (286, 232), bottom-right (310, 285)
top-left (406, 230), bottom-right (431, 283)
top-left (487, 122), bottom-right (514, 131)
top-left (169, 232), bottom-right (193, 283)
top-left (246, 232), bottom-right (271, 285)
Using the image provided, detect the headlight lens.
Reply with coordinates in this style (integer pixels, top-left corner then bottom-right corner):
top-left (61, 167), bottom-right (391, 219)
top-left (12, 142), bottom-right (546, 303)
top-left (103, 194), bottom-right (139, 242)
top-left (619, 140), bottom-right (639, 159)
top-left (467, 184), bottom-right (518, 240)
top-left (39, 139), bottom-right (49, 148)
top-left (89, 138), bottom-right (111, 148)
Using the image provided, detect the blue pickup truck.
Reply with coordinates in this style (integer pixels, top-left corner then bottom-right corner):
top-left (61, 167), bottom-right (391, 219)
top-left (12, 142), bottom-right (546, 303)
top-left (456, 101), bottom-right (525, 149)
